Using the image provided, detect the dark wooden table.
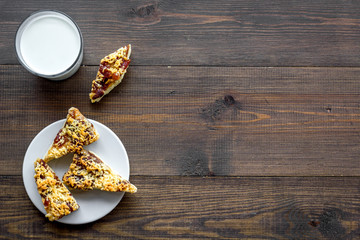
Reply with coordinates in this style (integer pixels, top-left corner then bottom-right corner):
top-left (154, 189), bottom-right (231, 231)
top-left (1, 0), bottom-right (359, 239)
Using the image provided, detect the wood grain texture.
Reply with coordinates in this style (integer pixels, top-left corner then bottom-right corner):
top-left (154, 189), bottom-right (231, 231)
top-left (1, 1), bottom-right (360, 238)
top-left (2, 0), bottom-right (360, 66)
top-left (0, 176), bottom-right (359, 239)
top-left (1, 66), bottom-right (360, 176)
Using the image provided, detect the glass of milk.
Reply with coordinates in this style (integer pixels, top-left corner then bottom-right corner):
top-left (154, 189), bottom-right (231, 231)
top-left (15, 10), bottom-right (83, 80)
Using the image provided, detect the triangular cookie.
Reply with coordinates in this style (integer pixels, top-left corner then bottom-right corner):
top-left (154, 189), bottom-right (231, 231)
top-left (89, 44), bottom-right (131, 103)
top-left (34, 158), bottom-right (79, 221)
top-left (44, 107), bottom-right (99, 162)
top-left (62, 149), bottom-right (137, 193)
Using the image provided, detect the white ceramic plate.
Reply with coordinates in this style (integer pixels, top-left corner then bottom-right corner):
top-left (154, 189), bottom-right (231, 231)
top-left (23, 119), bottom-right (129, 224)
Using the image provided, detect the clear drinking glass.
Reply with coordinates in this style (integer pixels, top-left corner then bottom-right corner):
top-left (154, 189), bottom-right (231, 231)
top-left (15, 10), bottom-right (83, 80)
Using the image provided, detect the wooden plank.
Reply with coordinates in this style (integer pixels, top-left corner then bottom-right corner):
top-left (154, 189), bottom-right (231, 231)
top-left (0, 175), bottom-right (359, 239)
top-left (2, 0), bottom-right (360, 66)
top-left (1, 65), bottom-right (360, 176)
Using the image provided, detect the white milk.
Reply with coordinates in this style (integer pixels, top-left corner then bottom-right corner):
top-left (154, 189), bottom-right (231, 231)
top-left (15, 11), bottom-right (83, 80)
